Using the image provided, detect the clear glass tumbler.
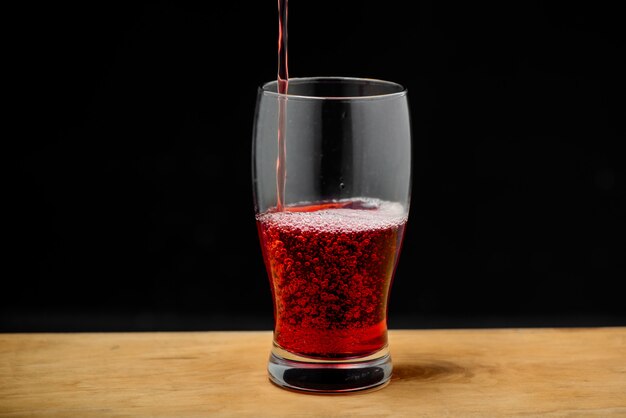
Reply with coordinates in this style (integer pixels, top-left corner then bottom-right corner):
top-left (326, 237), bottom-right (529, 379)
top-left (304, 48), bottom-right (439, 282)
top-left (252, 77), bottom-right (411, 393)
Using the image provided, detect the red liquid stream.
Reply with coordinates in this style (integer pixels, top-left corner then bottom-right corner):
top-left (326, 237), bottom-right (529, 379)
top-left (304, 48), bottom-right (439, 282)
top-left (276, 0), bottom-right (288, 211)
top-left (257, 200), bottom-right (407, 358)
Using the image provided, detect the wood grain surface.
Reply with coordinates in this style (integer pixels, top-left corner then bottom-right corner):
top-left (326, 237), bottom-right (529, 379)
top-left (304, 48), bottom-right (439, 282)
top-left (1, 328), bottom-right (625, 417)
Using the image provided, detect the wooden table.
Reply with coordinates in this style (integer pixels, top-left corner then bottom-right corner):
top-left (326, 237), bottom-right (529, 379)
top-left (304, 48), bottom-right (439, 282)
top-left (1, 328), bottom-right (625, 417)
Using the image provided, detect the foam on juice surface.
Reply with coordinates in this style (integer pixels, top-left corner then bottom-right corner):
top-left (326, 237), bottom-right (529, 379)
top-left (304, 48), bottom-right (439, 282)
top-left (257, 198), bottom-right (407, 233)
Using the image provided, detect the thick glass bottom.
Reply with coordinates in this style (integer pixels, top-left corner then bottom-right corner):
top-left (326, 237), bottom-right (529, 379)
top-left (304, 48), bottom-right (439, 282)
top-left (267, 346), bottom-right (392, 393)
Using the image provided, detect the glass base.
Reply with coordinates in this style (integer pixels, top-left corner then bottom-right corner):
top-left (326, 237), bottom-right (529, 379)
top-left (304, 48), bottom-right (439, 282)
top-left (268, 347), bottom-right (392, 393)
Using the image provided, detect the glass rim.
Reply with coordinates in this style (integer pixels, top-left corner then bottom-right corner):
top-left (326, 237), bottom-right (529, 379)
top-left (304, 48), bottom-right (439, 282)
top-left (260, 76), bottom-right (407, 101)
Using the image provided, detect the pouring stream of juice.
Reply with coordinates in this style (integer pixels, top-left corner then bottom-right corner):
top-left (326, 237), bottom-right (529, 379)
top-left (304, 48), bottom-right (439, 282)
top-left (276, 0), bottom-right (288, 211)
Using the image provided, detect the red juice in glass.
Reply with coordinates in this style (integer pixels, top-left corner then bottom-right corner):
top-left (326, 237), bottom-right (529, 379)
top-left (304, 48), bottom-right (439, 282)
top-left (256, 198), bottom-right (407, 359)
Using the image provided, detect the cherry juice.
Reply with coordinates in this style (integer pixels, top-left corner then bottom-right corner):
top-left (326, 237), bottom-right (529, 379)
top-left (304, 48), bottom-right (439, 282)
top-left (276, 0), bottom-right (288, 210)
top-left (257, 199), bottom-right (407, 359)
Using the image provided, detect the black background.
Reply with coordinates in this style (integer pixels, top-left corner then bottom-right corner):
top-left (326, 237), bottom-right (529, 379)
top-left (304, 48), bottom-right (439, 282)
top-left (5, 0), bottom-right (625, 331)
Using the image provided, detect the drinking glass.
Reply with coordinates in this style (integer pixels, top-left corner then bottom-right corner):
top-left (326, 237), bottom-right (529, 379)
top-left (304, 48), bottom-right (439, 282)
top-left (252, 77), bottom-right (411, 393)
